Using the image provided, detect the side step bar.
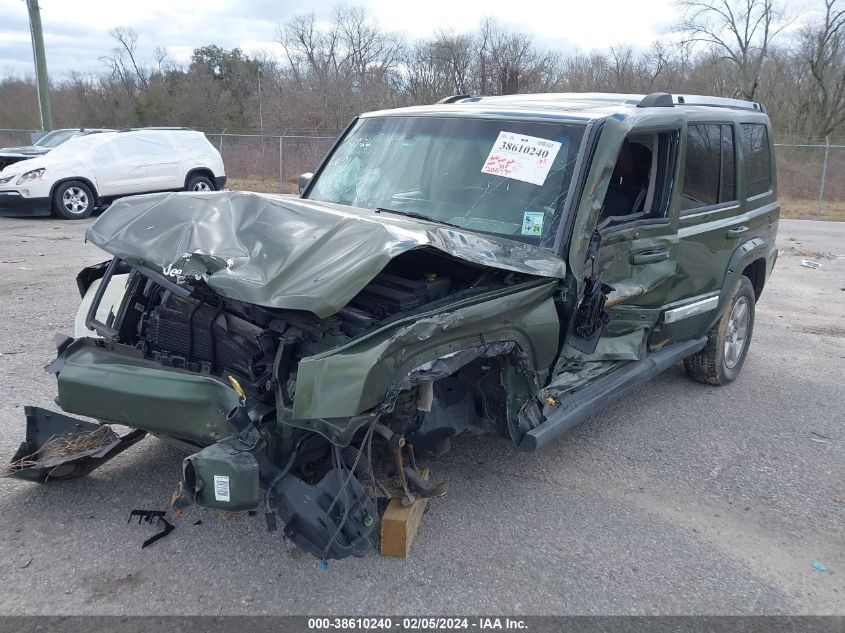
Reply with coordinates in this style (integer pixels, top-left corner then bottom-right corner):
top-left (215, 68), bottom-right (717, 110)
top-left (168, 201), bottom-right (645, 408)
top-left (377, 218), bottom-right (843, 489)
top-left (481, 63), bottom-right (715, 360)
top-left (520, 337), bottom-right (707, 452)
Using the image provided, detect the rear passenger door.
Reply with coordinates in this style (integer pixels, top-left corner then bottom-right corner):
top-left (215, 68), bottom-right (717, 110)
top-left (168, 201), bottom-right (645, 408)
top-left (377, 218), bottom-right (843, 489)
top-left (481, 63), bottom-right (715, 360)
top-left (660, 121), bottom-right (773, 343)
top-left (95, 134), bottom-right (181, 196)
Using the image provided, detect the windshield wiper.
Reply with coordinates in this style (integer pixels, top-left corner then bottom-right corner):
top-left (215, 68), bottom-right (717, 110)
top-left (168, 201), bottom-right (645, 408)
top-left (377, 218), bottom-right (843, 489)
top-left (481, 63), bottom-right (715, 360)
top-left (374, 207), bottom-right (463, 229)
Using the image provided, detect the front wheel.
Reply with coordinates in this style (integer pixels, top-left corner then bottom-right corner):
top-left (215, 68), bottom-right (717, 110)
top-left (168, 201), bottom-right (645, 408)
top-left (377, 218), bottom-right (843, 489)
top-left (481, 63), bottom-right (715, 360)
top-left (683, 276), bottom-right (756, 385)
top-left (186, 174), bottom-right (215, 192)
top-left (53, 180), bottom-right (95, 220)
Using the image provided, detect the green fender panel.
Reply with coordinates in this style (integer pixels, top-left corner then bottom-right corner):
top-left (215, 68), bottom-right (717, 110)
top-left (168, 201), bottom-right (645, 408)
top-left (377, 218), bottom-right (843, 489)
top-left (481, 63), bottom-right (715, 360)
top-left (291, 280), bottom-right (561, 424)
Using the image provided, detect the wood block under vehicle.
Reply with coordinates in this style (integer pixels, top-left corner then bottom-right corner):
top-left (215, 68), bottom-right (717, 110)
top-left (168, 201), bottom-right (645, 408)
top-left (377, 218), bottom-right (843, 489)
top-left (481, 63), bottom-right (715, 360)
top-left (380, 467), bottom-right (429, 558)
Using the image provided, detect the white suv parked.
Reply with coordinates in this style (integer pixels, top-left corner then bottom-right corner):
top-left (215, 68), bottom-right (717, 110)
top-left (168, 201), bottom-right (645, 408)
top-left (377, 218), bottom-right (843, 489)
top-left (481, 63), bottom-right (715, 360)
top-left (0, 127), bottom-right (226, 219)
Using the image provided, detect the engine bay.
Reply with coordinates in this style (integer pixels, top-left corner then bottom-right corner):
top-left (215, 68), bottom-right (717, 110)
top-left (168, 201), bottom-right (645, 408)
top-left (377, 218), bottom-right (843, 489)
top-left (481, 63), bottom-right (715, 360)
top-left (103, 248), bottom-right (531, 408)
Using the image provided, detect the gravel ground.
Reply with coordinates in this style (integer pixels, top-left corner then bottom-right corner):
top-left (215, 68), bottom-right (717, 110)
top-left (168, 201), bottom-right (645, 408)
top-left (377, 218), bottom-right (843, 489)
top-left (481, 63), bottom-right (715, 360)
top-left (0, 216), bottom-right (842, 615)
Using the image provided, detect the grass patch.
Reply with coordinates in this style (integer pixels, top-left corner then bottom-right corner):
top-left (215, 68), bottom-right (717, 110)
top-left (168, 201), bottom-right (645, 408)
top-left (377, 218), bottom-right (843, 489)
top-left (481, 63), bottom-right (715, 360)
top-left (780, 198), bottom-right (845, 221)
top-left (226, 177), bottom-right (292, 194)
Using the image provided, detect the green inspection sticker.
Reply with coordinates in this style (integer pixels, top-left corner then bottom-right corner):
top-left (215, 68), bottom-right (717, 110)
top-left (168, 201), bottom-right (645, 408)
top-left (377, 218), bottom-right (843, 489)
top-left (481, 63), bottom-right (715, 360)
top-left (522, 211), bottom-right (544, 236)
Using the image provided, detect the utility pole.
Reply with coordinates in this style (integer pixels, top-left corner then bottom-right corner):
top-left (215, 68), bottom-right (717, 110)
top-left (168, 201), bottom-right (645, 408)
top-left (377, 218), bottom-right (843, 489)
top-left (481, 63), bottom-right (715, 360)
top-left (26, 0), bottom-right (53, 131)
top-left (258, 65), bottom-right (264, 156)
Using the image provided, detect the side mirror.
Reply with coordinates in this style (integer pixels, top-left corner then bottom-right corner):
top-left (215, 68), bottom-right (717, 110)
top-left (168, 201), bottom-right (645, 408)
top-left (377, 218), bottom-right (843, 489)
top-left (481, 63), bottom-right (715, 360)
top-left (298, 172), bottom-right (313, 196)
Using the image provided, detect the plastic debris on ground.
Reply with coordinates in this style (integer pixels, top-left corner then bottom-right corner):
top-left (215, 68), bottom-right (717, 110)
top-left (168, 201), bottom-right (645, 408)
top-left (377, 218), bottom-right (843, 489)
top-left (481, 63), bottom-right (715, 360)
top-left (811, 560), bottom-right (828, 572)
top-left (801, 259), bottom-right (823, 269)
top-left (127, 509), bottom-right (176, 548)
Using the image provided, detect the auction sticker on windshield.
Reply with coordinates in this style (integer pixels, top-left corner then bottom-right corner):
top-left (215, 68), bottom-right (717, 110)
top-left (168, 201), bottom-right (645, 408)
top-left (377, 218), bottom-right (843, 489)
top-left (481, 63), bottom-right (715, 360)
top-left (481, 131), bottom-right (562, 186)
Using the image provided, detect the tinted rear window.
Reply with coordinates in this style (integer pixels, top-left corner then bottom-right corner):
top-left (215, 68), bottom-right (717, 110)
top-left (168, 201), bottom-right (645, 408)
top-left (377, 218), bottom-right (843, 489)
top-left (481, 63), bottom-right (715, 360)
top-left (741, 123), bottom-right (772, 197)
top-left (681, 123), bottom-right (736, 212)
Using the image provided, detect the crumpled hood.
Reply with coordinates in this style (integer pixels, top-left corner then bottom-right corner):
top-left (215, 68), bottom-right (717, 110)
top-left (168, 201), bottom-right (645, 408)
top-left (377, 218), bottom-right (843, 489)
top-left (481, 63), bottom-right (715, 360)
top-left (86, 190), bottom-right (566, 318)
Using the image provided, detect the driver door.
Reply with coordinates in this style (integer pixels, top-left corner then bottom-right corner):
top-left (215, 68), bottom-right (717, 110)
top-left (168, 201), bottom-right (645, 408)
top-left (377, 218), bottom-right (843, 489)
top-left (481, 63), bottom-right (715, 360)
top-left (579, 129), bottom-right (681, 361)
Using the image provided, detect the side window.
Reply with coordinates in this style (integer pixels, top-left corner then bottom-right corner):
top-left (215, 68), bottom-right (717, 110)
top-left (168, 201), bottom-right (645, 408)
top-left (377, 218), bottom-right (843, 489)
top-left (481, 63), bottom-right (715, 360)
top-left (681, 123), bottom-right (736, 212)
top-left (741, 123), bottom-right (772, 197)
top-left (599, 130), bottom-right (679, 224)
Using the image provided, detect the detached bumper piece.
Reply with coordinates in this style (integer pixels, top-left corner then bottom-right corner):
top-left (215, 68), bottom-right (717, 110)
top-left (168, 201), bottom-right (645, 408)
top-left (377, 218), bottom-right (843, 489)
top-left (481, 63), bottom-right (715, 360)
top-left (4, 406), bottom-right (146, 483)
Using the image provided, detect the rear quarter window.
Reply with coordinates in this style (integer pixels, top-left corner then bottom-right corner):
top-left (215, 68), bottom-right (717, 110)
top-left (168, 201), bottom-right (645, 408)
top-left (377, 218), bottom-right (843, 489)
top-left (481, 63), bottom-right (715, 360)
top-left (741, 123), bottom-right (772, 197)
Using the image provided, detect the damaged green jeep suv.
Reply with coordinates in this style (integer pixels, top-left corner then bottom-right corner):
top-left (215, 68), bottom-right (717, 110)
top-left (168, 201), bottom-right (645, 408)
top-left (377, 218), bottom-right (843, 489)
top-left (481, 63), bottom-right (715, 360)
top-left (7, 92), bottom-right (778, 560)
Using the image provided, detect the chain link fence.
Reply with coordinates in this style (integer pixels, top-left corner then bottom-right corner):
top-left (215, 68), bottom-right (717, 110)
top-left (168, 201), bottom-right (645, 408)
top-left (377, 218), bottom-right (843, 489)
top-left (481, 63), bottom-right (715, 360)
top-left (774, 142), bottom-right (845, 220)
top-left (208, 132), bottom-right (337, 194)
top-left (2, 128), bottom-right (843, 219)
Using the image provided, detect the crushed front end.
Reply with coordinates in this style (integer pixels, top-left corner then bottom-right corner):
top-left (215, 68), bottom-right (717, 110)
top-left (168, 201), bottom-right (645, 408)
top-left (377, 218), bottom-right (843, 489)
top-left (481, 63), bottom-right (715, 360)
top-left (6, 192), bottom-right (564, 560)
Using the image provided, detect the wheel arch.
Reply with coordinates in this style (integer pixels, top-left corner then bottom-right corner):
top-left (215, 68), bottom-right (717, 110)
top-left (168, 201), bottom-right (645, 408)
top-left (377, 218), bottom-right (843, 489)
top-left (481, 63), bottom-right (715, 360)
top-left (184, 168), bottom-right (216, 190)
top-left (711, 237), bottom-right (767, 329)
top-left (741, 257), bottom-right (767, 300)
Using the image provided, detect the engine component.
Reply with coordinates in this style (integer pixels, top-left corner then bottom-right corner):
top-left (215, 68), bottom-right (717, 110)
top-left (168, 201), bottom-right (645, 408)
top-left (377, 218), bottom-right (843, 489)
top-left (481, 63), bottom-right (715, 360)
top-left (146, 295), bottom-right (263, 376)
top-left (273, 467), bottom-right (378, 559)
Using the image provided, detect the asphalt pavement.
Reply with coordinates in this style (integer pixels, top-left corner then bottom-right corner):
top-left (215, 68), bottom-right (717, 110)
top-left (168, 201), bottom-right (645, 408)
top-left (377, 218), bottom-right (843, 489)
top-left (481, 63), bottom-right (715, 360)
top-left (0, 216), bottom-right (842, 615)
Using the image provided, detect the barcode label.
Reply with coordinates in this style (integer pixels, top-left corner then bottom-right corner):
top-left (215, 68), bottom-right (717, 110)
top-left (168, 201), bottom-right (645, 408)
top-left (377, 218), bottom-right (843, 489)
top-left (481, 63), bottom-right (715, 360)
top-left (213, 475), bottom-right (230, 502)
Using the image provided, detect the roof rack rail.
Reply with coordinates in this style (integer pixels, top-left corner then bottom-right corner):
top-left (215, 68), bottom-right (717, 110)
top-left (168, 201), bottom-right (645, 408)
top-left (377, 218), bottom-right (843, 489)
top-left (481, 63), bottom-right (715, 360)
top-left (117, 126), bottom-right (194, 132)
top-left (435, 94), bottom-right (473, 104)
top-left (674, 94), bottom-right (766, 113)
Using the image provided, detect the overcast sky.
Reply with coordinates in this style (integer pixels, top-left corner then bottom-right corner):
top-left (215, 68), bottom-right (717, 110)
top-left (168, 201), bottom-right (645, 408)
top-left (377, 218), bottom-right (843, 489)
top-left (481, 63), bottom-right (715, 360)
top-left (1, 0), bottom-right (683, 78)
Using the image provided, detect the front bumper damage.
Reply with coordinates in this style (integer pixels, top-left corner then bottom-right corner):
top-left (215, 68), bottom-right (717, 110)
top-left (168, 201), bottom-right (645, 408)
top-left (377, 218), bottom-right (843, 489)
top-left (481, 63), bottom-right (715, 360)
top-left (6, 333), bottom-right (436, 560)
top-left (5, 406), bottom-right (146, 483)
top-left (5, 395), bottom-right (380, 560)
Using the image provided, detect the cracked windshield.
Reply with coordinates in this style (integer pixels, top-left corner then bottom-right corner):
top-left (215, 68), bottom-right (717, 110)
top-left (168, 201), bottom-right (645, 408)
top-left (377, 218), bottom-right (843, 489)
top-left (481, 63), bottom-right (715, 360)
top-left (307, 116), bottom-right (587, 247)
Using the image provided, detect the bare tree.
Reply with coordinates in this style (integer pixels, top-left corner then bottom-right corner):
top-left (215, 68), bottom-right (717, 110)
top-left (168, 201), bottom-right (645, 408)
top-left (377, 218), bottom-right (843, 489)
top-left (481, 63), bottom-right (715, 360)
top-left (11, 0), bottom-right (845, 142)
top-left (476, 18), bottom-right (558, 95)
top-left (802, 0), bottom-right (845, 137)
top-left (279, 13), bottom-right (341, 87)
top-left (335, 6), bottom-right (404, 87)
top-left (674, 0), bottom-right (789, 99)
top-left (99, 27), bottom-right (150, 101)
top-left (405, 32), bottom-right (474, 102)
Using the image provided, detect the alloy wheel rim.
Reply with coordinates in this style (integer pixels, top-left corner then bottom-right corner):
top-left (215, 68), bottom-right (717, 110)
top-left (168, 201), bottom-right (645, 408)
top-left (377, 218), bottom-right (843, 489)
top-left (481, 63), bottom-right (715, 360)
top-left (62, 187), bottom-right (88, 215)
top-left (192, 181), bottom-right (211, 191)
top-left (724, 297), bottom-right (750, 369)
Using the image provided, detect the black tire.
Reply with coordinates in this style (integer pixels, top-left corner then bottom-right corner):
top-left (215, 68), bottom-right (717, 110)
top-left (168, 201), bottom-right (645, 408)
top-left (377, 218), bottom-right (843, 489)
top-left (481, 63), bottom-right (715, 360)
top-left (684, 276), bottom-right (756, 385)
top-left (186, 174), bottom-right (215, 192)
top-left (52, 180), bottom-right (95, 220)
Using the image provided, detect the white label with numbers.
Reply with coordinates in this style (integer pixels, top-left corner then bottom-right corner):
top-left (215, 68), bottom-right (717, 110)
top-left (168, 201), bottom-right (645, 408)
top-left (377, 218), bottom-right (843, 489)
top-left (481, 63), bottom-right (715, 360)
top-left (481, 131), bottom-right (562, 186)
top-left (213, 475), bottom-right (230, 502)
